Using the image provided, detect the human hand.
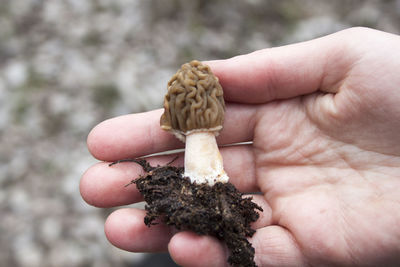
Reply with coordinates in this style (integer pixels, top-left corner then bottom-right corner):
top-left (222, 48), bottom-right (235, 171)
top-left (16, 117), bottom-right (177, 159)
top-left (80, 27), bottom-right (400, 266)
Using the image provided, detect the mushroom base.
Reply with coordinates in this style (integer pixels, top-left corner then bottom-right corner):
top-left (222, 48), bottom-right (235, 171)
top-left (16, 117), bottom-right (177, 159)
top-left (119, 158), bottom-right (262, 267)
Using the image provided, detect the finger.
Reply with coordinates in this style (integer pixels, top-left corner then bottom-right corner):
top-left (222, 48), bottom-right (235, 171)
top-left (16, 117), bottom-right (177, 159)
top-left (247, 194), bottom-right (272, 229)
top-left (80, 161), bottom-right (143, 208)
top-left (80, 145), bottom-right (259, 208)
top-left (251, 226), bottom-right (306, 266)
top-left (206, 29), bottom-right (357, 103)
top-left (104, 208), bottom-right (173, 252)
top-left (219, 144), bottom-right (257, 192)
top-left (87, 104), bottom-right (257, 161)
top-left (87, 109), bottom-right (180, 162)
top-left (167, 222), bottom-right (300, 267)
top-left (80, 155), bottom-right (183, 208)
top-left (168, 231), bottom-right (229, 267)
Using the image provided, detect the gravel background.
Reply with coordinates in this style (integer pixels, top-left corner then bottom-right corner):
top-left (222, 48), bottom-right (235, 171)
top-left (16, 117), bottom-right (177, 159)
top-left (1, 1), bottom-right (399, 266)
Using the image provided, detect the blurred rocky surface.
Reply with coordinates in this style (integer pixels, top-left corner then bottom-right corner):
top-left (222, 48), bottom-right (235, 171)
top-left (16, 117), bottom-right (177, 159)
top-left (0, 0), bottom-right (399, 266)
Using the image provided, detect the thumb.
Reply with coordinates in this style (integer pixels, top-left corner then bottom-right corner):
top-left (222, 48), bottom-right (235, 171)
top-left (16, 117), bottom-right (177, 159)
top-left (206, 28), bottom-right (358, 104)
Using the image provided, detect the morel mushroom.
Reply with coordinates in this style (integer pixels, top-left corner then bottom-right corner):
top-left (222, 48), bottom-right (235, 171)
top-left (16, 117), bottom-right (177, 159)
top-left (111, 60), bottom-right (262, 267)
top-left (160, 60), bottom-right (229, 185)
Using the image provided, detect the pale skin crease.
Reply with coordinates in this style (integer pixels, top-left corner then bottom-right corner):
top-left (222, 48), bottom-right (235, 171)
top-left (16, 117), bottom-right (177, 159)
top-left (80, 27), bottom-right (400, 266)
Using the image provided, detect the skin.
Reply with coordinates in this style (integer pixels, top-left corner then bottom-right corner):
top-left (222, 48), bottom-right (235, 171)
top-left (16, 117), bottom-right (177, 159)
top-left (80, 27), bottom-right (400, 266)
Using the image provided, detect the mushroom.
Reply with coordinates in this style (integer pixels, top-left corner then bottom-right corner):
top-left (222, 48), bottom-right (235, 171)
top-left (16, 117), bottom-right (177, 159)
top-left (160, 60), bottom-right (229, 185)
top-left (108, 60), bottom-right (261, 266)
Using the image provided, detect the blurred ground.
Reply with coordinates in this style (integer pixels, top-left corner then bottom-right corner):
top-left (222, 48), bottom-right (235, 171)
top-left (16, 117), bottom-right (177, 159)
top-left (0, 0), bottom-right (399, 266)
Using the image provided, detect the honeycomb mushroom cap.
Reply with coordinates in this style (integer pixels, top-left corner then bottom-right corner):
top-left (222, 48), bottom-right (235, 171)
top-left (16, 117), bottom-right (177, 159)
top-left (160, 60), bottom-right (225, 142)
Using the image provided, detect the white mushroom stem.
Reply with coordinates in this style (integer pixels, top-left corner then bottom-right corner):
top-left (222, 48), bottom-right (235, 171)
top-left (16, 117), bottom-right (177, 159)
top-left (184, 131), bottom-right (229, 186)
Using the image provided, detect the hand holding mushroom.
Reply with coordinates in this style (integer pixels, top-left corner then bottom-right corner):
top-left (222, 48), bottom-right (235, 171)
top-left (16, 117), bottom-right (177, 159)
top-left (81, 28), bottom-right (400, 267)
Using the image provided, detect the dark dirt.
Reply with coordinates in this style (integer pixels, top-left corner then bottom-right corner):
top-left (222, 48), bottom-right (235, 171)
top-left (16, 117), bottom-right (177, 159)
top-left (111, 158), bottom-right (262, 267)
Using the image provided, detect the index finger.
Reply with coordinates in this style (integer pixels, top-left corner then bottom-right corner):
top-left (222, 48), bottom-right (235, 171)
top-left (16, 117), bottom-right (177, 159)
top-left (87, 104), bottom-right (257, 161)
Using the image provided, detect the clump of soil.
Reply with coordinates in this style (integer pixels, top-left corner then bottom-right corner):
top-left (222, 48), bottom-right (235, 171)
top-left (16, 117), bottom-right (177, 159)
top-left (111, 158), bottom-right (262, 267)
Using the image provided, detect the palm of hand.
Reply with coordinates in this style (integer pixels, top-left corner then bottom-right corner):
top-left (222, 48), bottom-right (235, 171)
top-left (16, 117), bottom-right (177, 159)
top-left (250, 57), bottom-right (400, 265)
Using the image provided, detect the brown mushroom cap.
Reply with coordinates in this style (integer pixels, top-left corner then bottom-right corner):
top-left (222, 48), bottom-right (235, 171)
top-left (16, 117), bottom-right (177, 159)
top-left (160, 60), bottom-right (225, 141)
